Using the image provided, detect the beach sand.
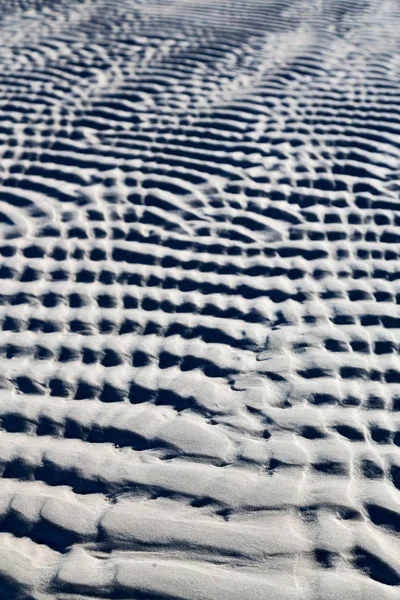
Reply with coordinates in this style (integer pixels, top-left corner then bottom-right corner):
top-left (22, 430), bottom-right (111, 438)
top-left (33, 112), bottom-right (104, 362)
top-left (0, 0), bottom-right (399, 598)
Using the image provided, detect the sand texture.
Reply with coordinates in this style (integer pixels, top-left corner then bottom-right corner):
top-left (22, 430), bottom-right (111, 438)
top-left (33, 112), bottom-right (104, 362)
top-left (0, 0), bottom-right (400, 598)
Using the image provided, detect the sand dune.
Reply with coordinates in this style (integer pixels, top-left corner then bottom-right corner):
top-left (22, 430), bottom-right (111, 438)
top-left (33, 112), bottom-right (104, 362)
top-left (0, 0), bottom-right (400, 598)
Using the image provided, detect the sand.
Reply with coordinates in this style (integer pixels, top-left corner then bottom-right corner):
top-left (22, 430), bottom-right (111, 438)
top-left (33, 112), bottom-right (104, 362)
top-left (0, 0), bottom-right (399, 598)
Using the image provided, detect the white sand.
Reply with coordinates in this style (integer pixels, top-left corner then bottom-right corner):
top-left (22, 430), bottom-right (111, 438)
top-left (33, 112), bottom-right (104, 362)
top-left (0, 0), bottom-right (399, 598)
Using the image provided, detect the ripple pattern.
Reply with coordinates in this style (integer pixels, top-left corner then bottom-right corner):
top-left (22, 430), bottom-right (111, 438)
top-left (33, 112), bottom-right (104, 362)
top-left (0, 0), bottom-right (400, 598)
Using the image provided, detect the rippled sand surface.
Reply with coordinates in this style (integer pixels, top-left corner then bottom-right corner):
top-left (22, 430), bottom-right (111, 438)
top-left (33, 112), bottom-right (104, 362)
top-left (0, 1), bottom-right (400, 598)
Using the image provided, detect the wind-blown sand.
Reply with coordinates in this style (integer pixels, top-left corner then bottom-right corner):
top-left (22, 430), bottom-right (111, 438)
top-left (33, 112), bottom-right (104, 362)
top-left (0, 0), bottom-right (400, 598)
